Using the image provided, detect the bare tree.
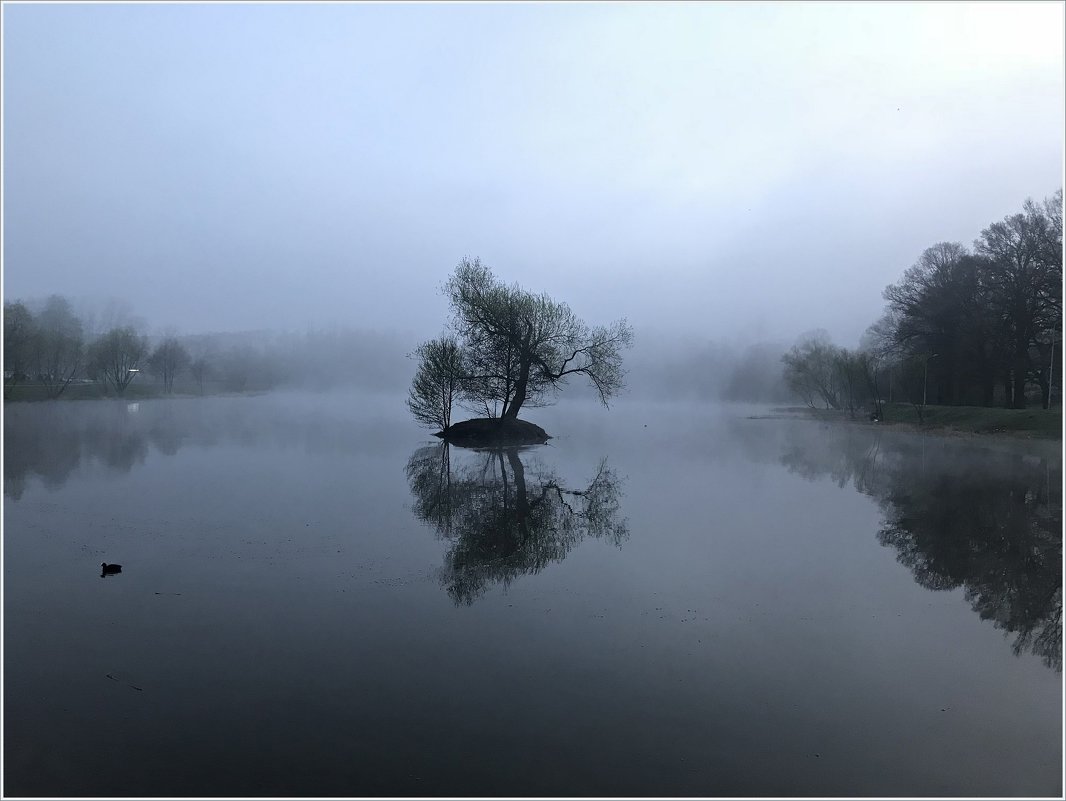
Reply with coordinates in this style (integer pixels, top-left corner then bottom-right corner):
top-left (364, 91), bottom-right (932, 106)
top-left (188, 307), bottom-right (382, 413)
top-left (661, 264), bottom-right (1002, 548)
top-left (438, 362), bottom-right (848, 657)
top-left (184, 337), bottom-right (216, 395)
top-left (781, 331), bottom-right (842, 409)
top-left (32, 296), bottom-right (85, 399)
top-left (88, 327), bottom-right (149, 396)
top-left (1030, 189), bottom-right (1063, 409)
top-left (860, 311), bottom-right (907, 410)
top-left (853, 348), bottom-right (885, 419)
top-left (148, 337), bottom-right (190, 393)
top-left (831, 348), bottom-right (865, 419)
top-left (79, 296), bottom-right (147, 342)
top-left (189, 355), bottom-right (211, 395)
top-left (443, 258), bottom-right (633, 420)
top-left (976, 194), bottom-right (1062, 408)
top-left (408, 336), bottom-right (464, 430)
top-left (898, 354), bottom-right (932, 425)
top-left (4, 301), bottom-right (35, 397)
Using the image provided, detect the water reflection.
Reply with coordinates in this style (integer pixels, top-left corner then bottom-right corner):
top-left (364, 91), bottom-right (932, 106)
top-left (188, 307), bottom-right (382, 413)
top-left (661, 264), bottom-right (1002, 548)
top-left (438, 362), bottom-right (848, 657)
top-left (406, 443), bottom-right (628, 605)
top-left (3, 395), bottom-right (409, 499)
top-left (775, 423), bottom-right (1062, 671)
top-left (5, 402), bottom-right (152, 497)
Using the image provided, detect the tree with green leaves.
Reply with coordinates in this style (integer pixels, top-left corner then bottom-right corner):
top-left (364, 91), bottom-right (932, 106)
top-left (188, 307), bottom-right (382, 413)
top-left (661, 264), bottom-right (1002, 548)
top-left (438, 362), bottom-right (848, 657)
top-left (407, 336), bottom-right (464, 430)
top-left (426, 259), bottom-right (633, 424)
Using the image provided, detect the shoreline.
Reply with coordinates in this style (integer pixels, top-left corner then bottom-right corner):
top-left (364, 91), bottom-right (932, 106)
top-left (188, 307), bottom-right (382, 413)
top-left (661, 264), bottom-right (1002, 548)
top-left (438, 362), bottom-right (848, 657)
top-left (762, 405), bottom-right (1062, 441)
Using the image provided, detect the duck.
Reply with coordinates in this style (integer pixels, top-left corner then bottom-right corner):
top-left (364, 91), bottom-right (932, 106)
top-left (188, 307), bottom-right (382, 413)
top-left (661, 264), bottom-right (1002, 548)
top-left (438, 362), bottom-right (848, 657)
top-left (100, 562), bottom-right (122, 576)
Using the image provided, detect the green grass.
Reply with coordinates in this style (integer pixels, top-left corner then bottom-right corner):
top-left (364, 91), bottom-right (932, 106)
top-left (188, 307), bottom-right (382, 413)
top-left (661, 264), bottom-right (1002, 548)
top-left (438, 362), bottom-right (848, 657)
top-left (886, 402), bottom-right (1063, 438)
top-left (777, 402), bottom-right (1062, 438)
top-left (3, 381), bottom-right (166, 402)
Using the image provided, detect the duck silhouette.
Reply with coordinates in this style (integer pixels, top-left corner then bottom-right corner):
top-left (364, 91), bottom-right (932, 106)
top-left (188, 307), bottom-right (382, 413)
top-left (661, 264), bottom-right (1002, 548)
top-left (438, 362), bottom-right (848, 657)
top-left (100, 563), bottom-right (122, 577)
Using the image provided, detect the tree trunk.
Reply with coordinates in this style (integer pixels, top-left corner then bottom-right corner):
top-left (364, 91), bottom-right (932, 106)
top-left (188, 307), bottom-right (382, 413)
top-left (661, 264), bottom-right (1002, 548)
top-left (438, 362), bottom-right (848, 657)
top-left (1035, 368), bottom-right (1049, 410)
top-left (1012, 354), bottom-right (1028, 409)
top-left (982, 377), bottom-right (994, 407)
top-left (504, 360), bottom-right (530, 420)
top-left (503, 322), bottom-right (535, 421)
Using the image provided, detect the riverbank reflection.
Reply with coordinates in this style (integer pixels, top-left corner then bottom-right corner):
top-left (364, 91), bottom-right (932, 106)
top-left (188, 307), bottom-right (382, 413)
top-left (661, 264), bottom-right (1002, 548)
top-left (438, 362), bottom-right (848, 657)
top-left (771, 422), bottom-right (1062, 671)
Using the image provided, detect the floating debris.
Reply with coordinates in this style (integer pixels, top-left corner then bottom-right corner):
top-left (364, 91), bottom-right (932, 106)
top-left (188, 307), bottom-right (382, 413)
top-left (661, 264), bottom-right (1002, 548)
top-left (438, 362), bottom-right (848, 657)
top-left (106, 672), bottom-right (143, 691)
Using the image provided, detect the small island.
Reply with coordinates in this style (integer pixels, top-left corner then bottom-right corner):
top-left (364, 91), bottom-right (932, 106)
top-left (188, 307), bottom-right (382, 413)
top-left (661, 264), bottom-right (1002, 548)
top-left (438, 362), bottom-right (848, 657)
top-left (408, 258), bottom-right (633, 446)
top-left (434, 417), bottom-right (550, 446)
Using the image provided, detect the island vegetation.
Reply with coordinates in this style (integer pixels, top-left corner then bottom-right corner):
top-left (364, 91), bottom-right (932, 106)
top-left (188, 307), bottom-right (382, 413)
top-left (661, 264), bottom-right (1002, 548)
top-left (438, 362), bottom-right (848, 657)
top-left (407, 258), bottom-right (634, 445)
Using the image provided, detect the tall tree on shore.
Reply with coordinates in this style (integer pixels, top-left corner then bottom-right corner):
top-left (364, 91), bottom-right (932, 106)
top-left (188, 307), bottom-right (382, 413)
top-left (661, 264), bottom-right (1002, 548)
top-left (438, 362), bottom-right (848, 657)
top-left (32, 295), bottom-right (85, 399)
top-left (882, 243), bottom-right (998, 405)
top-left (88, 327), bottom-right (149, 396)
top-left (148, 336), bottom-right (191, 394)
top-left (847, 190), bottom-right (1063, 410)
top-left (976, 192), bottom-right (1063, 408)
top-left (3, 301), bottom-right (36, 397)
top-left (781, 331), bottom-right (843, 410)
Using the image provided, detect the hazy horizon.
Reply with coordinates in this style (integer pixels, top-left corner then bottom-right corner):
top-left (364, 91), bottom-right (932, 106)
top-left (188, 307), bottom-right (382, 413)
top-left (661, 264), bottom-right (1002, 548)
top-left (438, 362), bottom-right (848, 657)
top-left (3, 2), bottom-right (1063, 347)
top-left (4, 7), bottom-right (1063, 792)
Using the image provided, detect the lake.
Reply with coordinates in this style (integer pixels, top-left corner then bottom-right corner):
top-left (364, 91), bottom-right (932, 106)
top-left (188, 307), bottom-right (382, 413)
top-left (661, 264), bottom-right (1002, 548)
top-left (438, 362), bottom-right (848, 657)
top-left (3, 393), bottom-right (1061, 797)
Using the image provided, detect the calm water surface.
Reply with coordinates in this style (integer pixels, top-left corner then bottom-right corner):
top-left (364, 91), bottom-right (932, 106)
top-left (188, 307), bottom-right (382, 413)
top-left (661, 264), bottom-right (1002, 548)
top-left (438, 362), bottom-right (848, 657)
top-left (4, 393), bottom-right (1061, 796)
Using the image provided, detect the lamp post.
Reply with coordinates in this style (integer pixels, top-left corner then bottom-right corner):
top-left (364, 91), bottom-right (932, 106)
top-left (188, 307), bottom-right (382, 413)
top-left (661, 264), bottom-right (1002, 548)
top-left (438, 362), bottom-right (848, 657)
top-left (1048, 341), bottom-right (1056, 411)
top-left (923, 353), bottom-right (939, 408)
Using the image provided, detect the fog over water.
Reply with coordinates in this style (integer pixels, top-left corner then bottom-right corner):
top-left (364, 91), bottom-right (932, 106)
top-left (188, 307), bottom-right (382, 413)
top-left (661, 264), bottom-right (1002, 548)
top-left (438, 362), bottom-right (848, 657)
top-left (3, 3), bottom-right (1063, 347)
top-left (3, 4), bottom-right (1064, 797)
top-left (3, 394), bottom-right (1061, 796)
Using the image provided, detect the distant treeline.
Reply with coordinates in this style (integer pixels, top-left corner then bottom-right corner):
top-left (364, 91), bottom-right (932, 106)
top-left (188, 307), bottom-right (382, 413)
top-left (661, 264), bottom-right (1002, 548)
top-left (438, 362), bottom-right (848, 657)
top-left (783, 190), bottom-right (1063, 414)
top-left (4, 292), bottom-right (795, 405)
top-left (3, 296), bottom-right (413, 400)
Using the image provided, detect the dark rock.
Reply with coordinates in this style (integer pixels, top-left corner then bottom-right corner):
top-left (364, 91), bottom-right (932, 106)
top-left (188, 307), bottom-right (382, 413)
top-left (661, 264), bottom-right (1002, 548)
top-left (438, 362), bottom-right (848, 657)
top-left (435, 417), bottom-right (551, 447)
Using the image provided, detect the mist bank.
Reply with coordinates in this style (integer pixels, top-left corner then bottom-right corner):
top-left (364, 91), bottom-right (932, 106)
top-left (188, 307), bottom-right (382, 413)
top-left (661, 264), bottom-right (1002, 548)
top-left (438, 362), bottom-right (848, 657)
top-left (4, 295), bottom-right (793, 404)
top-left (623, 331), bottom-right (791, 404)
top-left (3, 294), bottom-right (416, 398)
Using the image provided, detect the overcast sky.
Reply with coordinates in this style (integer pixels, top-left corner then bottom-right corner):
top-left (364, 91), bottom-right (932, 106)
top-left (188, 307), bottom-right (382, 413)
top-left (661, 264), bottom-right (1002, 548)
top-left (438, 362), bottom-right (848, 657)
top-left (3, 2), bottom-right (1063, 346)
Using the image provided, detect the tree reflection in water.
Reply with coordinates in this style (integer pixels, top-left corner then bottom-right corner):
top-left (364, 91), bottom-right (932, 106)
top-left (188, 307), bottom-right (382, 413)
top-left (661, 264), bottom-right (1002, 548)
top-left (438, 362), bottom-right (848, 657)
top-left (778, 424), bottom-right (1062, 671)
top-left (406, 443), bottom-right (628, 605)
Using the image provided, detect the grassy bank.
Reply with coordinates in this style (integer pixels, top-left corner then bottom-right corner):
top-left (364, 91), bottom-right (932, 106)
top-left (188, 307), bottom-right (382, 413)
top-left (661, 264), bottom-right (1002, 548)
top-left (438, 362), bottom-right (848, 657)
top-left (778, 402), bottom-right (1062, 439)
top-left (5, 382), bottom-right (173, 402)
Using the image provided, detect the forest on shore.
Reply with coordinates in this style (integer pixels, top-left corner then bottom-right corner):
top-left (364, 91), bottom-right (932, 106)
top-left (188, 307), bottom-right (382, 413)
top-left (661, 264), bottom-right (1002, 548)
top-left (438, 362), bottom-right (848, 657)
top-left (782, 191), bottom-right (1062, 417)
top-left (5, 193), bottom-right (1060, 416)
